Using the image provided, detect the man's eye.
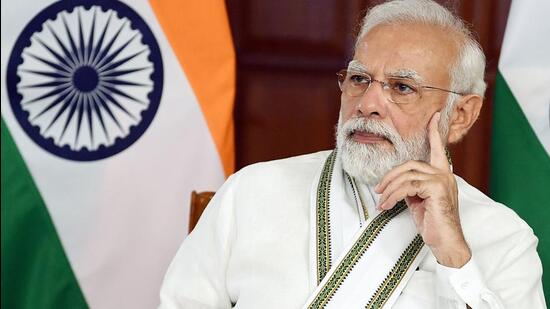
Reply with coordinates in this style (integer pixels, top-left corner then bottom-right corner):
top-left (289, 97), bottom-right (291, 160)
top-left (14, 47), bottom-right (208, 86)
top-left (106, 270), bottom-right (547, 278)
top-left (392, 82), bottom-right (416, 95)
top-left (349, 74), bottom-right (370, 84)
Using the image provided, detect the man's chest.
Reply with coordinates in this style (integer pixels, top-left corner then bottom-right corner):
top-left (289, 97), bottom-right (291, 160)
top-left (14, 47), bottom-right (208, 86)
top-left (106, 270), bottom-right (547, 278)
top-left (225, 205), bottom-right (439, 308)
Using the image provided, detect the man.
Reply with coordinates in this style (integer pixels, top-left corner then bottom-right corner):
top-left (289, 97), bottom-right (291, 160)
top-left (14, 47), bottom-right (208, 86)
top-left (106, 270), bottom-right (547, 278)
top-left (159, 0), bottom-right (546, 308)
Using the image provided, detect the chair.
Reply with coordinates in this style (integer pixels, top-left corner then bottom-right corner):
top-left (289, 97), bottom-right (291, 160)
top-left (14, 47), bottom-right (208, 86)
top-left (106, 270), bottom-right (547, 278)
top-left (189, 191), bottom-right (215, 233)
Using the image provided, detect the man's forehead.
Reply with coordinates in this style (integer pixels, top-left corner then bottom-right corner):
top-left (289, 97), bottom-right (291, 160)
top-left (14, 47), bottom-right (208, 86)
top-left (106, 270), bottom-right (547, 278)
top-left (347, 60), bottom-right (425, 82)
top-left (350, 23), bottom-right (459, 84)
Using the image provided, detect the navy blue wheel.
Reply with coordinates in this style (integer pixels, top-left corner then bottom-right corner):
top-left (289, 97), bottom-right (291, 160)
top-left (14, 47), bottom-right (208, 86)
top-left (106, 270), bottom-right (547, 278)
top-left (6, 0), bottom-right (163, 161)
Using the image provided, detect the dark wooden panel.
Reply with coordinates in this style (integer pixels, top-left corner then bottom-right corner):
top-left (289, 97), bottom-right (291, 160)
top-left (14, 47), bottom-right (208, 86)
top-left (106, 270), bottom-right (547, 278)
top-left (242, 0), bottom-right (350, 55)
top-left (247, 1), bottom-right (342, 43)
top-left (236, 69), bottom-right (340, 166)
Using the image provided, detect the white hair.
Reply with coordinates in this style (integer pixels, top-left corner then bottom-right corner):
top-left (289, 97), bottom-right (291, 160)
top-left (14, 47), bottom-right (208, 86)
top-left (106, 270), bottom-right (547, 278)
top-left (356, 0), bottom-right (487, 137)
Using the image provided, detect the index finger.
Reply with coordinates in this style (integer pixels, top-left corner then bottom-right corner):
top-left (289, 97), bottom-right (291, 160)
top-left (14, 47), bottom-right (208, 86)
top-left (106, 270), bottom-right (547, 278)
top-left (428, 112), bottom-right (450, 170)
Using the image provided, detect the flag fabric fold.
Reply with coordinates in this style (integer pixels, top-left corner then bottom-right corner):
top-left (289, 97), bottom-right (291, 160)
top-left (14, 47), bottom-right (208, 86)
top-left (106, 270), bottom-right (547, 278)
top-left (491, 0), bottom-right (550, 302)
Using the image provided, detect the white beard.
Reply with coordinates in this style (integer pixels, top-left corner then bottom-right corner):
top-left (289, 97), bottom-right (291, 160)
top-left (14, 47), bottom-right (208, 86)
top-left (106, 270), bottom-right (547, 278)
top-left (336, 116), bottom-right (430, 185)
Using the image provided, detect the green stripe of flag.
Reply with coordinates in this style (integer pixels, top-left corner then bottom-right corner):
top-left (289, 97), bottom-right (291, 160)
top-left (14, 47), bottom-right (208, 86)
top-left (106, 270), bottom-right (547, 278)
top-left (491, 71), bottom-right (550, 301)
top-left (1, 119), bottom-right (88, 309)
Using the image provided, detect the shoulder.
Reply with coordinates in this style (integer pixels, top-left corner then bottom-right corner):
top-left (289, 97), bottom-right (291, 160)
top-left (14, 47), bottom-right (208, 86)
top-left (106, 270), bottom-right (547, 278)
top-left (454, 176), bottom-right (544, 296)
top-left (208, 151), bottom-right (332, 233)
top-left (230, 150), bottom-right (332, 186)
top-left (456, 176), bottom-right (532, 229)
top-left (455, 175), bottom-right (537, 250)
top-left (212, 150), bottom-right (333, 209)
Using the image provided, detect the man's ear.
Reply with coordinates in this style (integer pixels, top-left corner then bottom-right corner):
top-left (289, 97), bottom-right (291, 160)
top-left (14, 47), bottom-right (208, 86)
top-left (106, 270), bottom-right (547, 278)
top-left (446, 94), bottom-right (483, 144)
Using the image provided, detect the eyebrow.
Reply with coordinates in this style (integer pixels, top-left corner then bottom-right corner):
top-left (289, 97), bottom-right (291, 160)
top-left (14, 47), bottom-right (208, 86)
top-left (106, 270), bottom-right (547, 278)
top-left (347, 61), bottom-right (426, 83)
top-left (347, 60), bottom-right (368, 73)
top-left (386, 69), bottom-right (424, 83)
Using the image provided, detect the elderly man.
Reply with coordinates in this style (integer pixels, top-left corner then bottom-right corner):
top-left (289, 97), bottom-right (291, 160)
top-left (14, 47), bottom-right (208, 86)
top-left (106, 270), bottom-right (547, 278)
top-left (159, 0), bottom-right (545, 308)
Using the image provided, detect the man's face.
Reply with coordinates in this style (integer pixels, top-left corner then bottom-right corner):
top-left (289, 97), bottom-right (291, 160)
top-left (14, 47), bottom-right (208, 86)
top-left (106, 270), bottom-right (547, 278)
top-left (337, 22), bottom-right (459, 185)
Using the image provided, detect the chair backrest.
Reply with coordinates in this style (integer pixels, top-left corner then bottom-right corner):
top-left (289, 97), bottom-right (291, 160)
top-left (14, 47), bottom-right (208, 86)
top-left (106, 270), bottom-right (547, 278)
top-left (189, 191), bottom-right (215, 233)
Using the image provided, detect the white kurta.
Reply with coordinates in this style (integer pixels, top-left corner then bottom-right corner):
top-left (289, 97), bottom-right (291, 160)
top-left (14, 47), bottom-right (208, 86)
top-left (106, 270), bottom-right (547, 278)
top-left (159, 151), bottom-right (546, 308)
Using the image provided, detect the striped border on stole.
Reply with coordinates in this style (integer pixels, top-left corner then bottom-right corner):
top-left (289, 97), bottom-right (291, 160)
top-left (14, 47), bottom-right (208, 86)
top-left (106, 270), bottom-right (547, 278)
top-left (311, 151), bottom-right (425, 308)
top-left (316, 150), bottom-right (337, 283)
top-left (365, 234), bottom-right (424, 308)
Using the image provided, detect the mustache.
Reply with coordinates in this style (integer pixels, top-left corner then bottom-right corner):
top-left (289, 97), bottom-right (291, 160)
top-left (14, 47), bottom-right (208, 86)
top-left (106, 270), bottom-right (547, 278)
top-left (341, 118), bottom-right (402, 145)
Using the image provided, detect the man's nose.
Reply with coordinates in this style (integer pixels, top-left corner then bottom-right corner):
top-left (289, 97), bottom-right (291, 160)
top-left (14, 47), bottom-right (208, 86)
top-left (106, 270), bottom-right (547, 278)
top-left (355, 81), bottom-right (388, 119)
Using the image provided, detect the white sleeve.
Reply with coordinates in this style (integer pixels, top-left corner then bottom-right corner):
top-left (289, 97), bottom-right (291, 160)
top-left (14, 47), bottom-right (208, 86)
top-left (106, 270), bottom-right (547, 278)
top-left (158, 174), bottom-right (239, 309)
top-left (435, 229), bottom-right (546, 309)
top-left (436, 257), bottom-right (504, 308)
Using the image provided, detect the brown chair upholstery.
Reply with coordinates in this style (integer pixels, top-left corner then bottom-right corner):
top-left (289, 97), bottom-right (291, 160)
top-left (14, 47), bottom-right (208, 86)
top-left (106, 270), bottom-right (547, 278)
top-left (189, 191), bottom-right (215, 233)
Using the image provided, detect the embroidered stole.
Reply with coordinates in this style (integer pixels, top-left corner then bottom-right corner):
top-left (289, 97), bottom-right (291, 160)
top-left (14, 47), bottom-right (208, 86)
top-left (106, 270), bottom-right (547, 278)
top-left (303, 150), bottom-right (428, 308)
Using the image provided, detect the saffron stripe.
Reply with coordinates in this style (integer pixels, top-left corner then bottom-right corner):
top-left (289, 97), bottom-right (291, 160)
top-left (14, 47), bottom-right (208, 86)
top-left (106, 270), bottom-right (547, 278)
top-left (148, 0), bottom-right (236, 176)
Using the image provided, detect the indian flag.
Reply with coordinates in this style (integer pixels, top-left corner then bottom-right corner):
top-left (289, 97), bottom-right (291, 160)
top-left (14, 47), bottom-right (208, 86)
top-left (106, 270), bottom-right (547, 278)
top-left (491, 0), bottom-right (550, 301)
top-left (1, 0), bottom-right (235, 308)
